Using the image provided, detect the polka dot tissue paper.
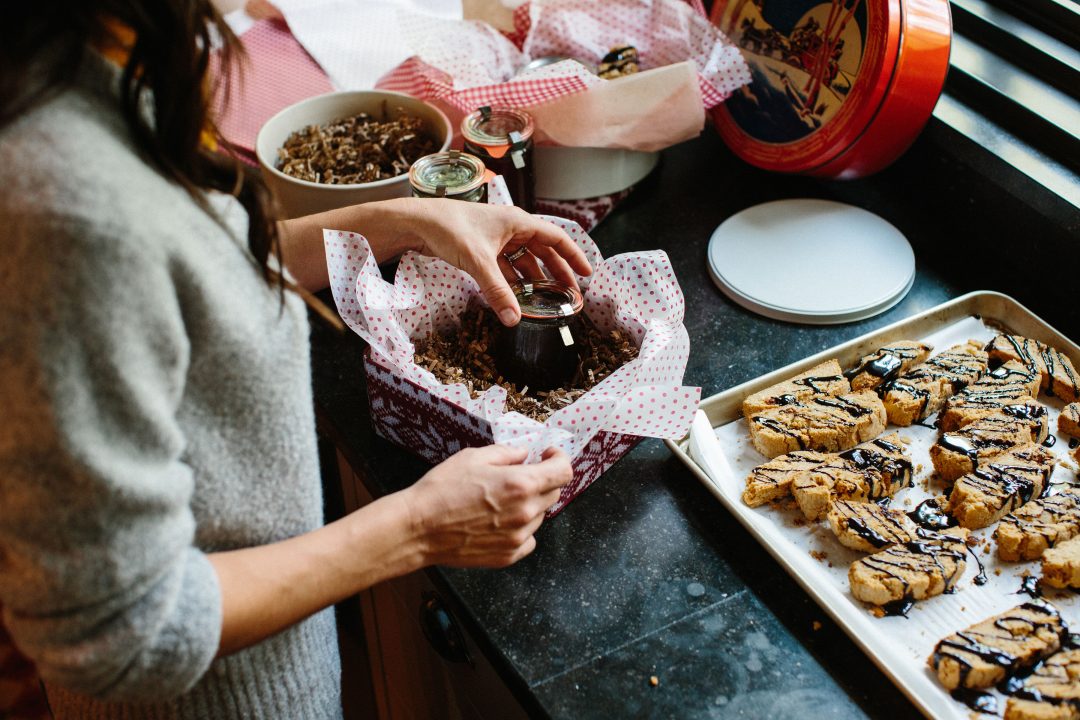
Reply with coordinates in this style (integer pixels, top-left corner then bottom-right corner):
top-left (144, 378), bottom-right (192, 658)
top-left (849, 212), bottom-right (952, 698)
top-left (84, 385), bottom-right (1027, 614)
top-left (323, 207), bottom-right (701, 516)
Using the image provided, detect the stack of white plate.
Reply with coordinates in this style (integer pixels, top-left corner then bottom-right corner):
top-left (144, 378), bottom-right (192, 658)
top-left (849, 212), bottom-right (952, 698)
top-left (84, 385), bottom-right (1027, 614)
top-left (707, 199), bottom-right (916, 325)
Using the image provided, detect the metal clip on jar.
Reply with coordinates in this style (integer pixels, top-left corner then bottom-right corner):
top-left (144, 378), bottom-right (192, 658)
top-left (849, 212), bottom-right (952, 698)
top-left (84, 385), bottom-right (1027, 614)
top-left (461, 106), bottom-right (536, 212)
top-left (495, 280), bottom-right (584, 392)
top-left (409, 150), bottom-right (487, 202)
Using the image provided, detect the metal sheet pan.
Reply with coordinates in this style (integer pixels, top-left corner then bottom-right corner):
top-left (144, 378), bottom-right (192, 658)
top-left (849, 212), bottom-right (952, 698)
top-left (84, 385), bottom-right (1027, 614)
top-left (666, 291), bottom-right (1080, 719)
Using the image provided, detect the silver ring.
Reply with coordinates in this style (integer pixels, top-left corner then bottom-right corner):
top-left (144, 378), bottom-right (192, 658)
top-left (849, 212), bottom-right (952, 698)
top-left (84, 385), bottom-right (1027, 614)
top-left (503, 246), bottom-right (529, 263)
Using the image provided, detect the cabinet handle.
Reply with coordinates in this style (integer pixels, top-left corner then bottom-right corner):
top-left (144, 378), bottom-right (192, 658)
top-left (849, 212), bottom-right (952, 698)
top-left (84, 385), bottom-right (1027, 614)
top-left (419, 592), bottom-right (472, 665)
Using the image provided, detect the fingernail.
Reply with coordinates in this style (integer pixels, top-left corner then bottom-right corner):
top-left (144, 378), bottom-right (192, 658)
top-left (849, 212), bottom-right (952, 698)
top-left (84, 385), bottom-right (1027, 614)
top-left (499, 308), bottom-right (518, 326)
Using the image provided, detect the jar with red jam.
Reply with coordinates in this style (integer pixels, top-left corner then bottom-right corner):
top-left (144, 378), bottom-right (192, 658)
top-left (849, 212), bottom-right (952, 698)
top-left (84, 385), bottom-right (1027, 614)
top-left (461, 106), bottom-right (536, 212)
top-left (495, 280), bottom-right (584, 391)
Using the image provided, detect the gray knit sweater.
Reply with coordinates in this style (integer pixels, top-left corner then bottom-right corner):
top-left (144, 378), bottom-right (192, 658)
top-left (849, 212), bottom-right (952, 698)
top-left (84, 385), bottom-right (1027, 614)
top-left (0, 53), bottom-right (342, 719)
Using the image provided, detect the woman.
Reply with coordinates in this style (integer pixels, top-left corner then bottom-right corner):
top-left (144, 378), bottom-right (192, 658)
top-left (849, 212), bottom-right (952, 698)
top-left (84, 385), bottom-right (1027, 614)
top-left (0, 2), bottom-right (591, 718)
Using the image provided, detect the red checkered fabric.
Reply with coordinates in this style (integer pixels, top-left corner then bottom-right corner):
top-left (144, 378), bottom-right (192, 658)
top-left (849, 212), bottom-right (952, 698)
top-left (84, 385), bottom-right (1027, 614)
top-left (377, 55), bottom-right (594, 116)
top-left (378, 0), bottom-right (746, 115)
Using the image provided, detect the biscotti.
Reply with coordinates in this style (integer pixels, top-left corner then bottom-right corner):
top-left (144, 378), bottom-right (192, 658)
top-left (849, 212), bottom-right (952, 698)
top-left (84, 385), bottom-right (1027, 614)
top-left (827, 499), bottom-right (919, 553)
top-left (747, 390), bottom-right (886, 459)
top-left (986, 334), bottom-right (1080, 403)
top-left (995, 490), bottom-right (1080, 562)
top-left (1059, 402), bottom-right (1080, 438)
top-left (847, 341), bottom-right (933, 392)
top-left (741, 360), bottom-right (850, 418)
top-left (881, 341), bottom-right (988, 426)
top-left (928, 602), bottom-right (1066, 691)
top-left (848, 528), bottom-right (968, 608)
top-left (1003, 648), bottom-right (1080, 720)
top-left (741, 450), bottom-right (832, 508)
top-left (937, 360), bottom-right (1043, 432)
top-left (792, 434), bottom-right (911, 520)
top-left (948, 444), bottom-right (1057, 529)
top-left (930, 411), bottom-right (1048, 483)
top-left (1042, 535), bottom-right (1080, 590)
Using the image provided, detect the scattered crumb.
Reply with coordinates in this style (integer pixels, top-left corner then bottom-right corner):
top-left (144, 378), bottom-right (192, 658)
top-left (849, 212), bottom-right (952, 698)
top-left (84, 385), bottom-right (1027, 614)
top-left (810, 550), bottom-right (828, 562)
top-left (812, 621), bottom-right (822, 631)
top-left (965, 535), bottom-right (979, 547)
top-left (827, 562), bottom-right (834, 568)
top-left (870, 606), bottom-right (886, 619)
top-left (649, 676), bottom-right (659, 687)
top-left (994, 568), bottom-right (1002, 576)
top-left (899, 436), bottom-right (913, 445)
top-left (903, 498), bottom-right (912, 507)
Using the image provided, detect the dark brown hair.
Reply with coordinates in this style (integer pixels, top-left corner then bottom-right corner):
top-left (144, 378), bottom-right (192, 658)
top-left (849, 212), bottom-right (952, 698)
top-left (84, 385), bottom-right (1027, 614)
top-left (2, 1), bottom-right (279, 283)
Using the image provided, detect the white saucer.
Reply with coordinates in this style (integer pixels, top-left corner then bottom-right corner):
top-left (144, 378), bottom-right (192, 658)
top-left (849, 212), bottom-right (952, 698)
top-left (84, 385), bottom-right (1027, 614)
top-left (707, 199), bottom-right (916, 325)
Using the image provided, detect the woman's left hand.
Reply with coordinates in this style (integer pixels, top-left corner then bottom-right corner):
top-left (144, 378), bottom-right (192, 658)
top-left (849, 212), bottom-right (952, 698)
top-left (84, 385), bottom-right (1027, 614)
top-left (279, 197), bottom-right (593, 326)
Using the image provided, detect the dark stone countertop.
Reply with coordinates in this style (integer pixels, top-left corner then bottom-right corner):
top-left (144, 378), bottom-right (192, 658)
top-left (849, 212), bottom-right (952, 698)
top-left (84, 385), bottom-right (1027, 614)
top-left (310, 126), bottom-right (1078, 720)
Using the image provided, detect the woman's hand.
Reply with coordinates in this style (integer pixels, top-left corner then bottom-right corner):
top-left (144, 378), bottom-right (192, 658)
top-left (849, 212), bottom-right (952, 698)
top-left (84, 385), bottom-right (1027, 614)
top-left (278, 197), bottom-right (593, 325)
top-left (405, 199), bottom-right (593, 326)
top-left (402, 445), bottom-right (573, 568)
top-left (206, 444), bottom-right (570, 657)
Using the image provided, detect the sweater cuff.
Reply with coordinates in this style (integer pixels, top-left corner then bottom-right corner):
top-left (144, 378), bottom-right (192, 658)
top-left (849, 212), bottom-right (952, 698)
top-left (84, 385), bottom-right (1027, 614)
top-left (100, 548), bottom-right (222, 702)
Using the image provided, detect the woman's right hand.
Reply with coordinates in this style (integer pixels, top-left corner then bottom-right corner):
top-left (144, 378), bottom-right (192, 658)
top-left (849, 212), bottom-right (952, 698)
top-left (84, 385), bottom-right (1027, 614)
top-left (402, 445), bottom-right (573, 568)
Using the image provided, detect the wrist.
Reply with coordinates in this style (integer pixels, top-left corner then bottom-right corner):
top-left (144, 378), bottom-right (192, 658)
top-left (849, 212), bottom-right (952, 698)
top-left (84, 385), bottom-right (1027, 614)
top-left (371, 198), bottom-right (428, 258)
top-left (378, 488), bottom-right (432, 572)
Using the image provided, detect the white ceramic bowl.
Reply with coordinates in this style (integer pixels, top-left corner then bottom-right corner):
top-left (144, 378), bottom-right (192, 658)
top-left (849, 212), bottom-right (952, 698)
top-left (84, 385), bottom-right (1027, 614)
top-left (255, 90), bottom-right (452, 218)
top-left (533, 146), bottom-right (659, 200)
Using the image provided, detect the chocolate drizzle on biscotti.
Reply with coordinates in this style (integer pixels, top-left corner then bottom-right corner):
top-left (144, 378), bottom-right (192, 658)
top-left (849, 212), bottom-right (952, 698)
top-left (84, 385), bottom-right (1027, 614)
top-left (930, 602), bottom-right (1066, 690)
top-left (908, 498), bottom-right (957, 531)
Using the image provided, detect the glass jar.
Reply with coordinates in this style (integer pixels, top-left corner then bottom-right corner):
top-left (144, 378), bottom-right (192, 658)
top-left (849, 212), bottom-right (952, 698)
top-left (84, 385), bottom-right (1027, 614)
top-left (461, 106), bottom-right (536, 212)
top-left (495, 280), bottom-right (584, 391)
top-left (409, 150), bottom-right (487, 202)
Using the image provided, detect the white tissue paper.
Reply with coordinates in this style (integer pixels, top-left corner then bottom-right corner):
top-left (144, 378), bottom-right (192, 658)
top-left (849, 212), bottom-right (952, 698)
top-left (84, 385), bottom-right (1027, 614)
top-left (323, 179), bottom-right (700, 462)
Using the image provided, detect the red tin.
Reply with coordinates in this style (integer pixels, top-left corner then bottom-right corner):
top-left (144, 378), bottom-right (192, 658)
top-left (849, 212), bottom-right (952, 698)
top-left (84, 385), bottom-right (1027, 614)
top-left (709, 0), bottom-right (951, 178)
top-left (363, 349), bottom-right (642, 517)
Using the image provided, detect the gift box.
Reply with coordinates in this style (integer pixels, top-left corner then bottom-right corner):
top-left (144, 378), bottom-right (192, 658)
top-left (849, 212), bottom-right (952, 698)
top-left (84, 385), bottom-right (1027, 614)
top-left (374, 0), bottom-right (750, 152)
top-left (362, 350), bottom-right (645, 515)
top-left (324, 182), bottom-right (700, 516)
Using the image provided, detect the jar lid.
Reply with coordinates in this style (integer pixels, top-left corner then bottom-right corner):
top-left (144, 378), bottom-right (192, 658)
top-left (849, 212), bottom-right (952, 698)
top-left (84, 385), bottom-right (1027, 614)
top-left (462, 107), bottom-right (535, 148)
top-left (708, 0), bottom-right (950, 178)
top-left (513, 280), bottom-right (584, 320)
top-left (409, 150), bottom-right (486, 197)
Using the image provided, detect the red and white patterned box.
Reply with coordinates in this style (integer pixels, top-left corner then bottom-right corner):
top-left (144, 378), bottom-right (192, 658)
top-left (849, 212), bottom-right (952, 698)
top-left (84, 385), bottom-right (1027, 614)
top-left (363, 350), bottom-right (642, 517)
top-left (326, 200), bottom-right (700, 517)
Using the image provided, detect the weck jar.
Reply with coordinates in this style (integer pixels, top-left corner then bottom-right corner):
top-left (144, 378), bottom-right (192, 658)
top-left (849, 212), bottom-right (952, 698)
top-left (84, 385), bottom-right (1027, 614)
top-left (495, 280), bottom-right (584, 391)
top-left (409, 150), bottom-right (487, 202)
top-left (461, 106), bottom-right (536, 212)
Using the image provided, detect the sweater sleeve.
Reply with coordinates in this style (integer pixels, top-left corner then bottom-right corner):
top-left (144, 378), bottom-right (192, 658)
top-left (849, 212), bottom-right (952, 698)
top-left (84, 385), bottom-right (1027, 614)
top-left (0, 209), bottom-right (223, 701)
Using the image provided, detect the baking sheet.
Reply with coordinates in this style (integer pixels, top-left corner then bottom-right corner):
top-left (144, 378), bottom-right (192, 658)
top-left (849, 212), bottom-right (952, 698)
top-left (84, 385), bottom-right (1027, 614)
top-left (671, 293), bottom-right (1080, 719)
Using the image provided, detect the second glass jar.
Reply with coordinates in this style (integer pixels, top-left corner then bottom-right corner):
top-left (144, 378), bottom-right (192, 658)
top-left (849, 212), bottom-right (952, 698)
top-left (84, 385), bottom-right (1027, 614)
top-left (461, 106), bottom-right (536, 212)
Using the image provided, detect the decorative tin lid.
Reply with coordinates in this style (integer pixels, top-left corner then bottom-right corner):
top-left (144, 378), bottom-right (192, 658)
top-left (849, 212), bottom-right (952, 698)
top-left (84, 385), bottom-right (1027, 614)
top-left (709, 0), bottom-right (951, 178)
top-left (408, 150), bottom-right (486, 197)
